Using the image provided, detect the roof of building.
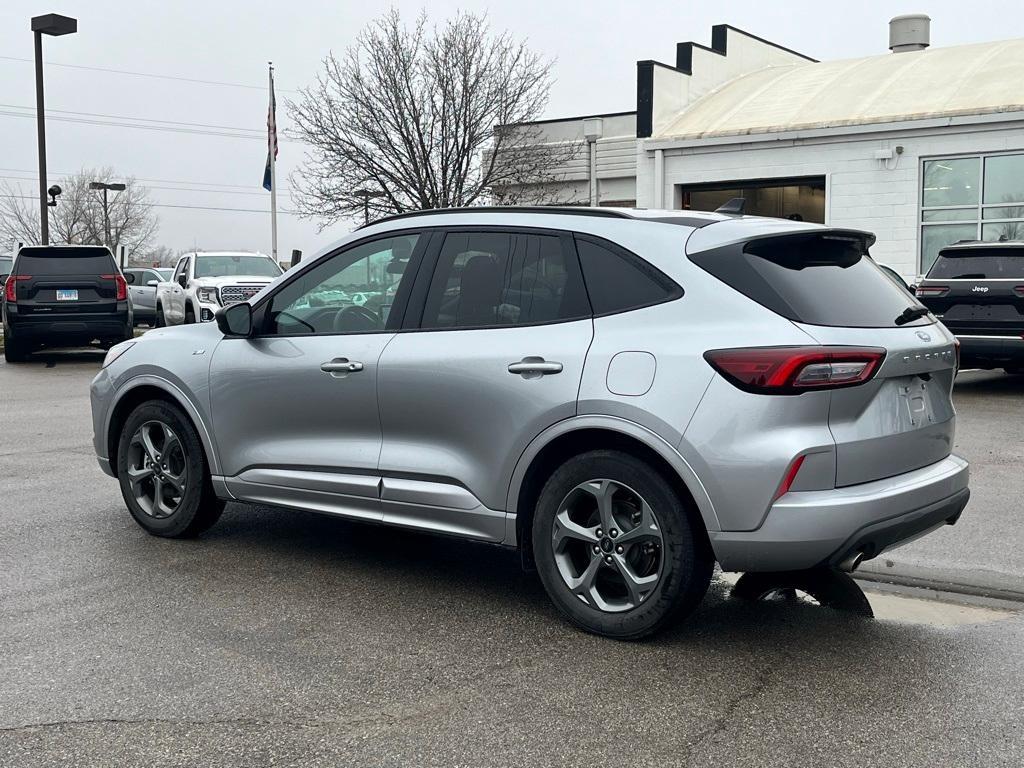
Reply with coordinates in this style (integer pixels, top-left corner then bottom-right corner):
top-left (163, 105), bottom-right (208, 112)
top-left (656, 38), bottom-right (1024, 140)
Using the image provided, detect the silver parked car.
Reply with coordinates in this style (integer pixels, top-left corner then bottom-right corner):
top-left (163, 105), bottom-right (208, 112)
top-left (90, 208), bottom-right (970, 639)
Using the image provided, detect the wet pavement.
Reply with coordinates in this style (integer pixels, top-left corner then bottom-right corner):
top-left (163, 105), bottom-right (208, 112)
top-left (2, 353), bottom-right (1022, 766)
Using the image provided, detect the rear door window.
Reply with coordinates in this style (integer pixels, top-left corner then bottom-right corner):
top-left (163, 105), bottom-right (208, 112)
top-left (689, 231), bottom-right (926, 328)
top-left (574, 235), bottom-right (681, 315)
top-left (927, 247), bottom-right (1024, 279)
top-left (15, 247), bottom-right (116, 276)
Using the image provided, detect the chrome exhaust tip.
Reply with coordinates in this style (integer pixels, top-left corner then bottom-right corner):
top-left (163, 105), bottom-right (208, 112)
top-left (837, 551), bottom-right (865, 573)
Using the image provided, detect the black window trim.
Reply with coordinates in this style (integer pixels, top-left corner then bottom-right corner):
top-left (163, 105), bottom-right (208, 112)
top-left (400, 224), bottom-right (593, 333)
top-left (246, 227), bottom-right (430, 339)
top-left (571, 232), bottom-right (684, 318)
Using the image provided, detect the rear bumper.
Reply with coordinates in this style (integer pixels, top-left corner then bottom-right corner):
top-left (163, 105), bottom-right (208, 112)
top-left (5, 308), bottom-right (131, 341)
top-left (956, 334), bottom-right (1024, 367)
top-left (710, 454), bottom-right (969, 572)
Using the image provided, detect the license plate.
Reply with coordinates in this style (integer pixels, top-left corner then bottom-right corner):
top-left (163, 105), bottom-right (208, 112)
top-left (55, 289), bottom-right (78, 301)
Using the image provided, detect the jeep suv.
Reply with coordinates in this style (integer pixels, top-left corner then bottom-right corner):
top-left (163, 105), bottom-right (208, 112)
top-left (90, 208), bottom-right (970, 638)
top-left (4, 245), bottom-right (132, 362)
top-left (915, 240), bottom-right (1024, 373)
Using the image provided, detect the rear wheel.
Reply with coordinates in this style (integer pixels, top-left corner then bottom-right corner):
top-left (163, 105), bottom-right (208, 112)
top-left (155, 305), bottom-right (166, 327)
top-left (116, 400), bottom-right (224, 538)
top-left (3, 334), bottom-right (29, 363)
top-left (532, 450), bottom-right (712, 639)
top-left (184, 305), bottom-right (195, 324)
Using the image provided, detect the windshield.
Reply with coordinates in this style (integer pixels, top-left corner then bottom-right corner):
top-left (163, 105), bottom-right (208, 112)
top-left (194, 255), bottom-right (281, 278)
top-left (927, 247), bottom-right (1024, 279)
top-left (155, 268), bottom-right (173, 280)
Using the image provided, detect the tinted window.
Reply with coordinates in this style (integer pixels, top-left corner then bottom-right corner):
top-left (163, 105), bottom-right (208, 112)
top-left (574, 236), bottom-right (680, 315)
top-left (927, 247), bottom-right (1024, 279)
top-left (690, 232), bottom-right (927, 328)
top-left (15, 247), bottom-right (115, 275)
top-left (420, 231), bottom-right (588, 329)
top-left (266, 234), bottom-right (419, 335)
top-left (195, 255), bottom-right (281, 278)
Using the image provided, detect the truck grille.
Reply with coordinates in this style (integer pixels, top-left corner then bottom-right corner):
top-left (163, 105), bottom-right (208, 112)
top-left (220, 285), bottom-right (264, 305)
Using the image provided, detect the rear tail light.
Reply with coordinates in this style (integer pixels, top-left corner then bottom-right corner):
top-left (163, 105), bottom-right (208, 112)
top-left (101, 274), bottom-right (128, 301)
top-left (1013, 286), bottom-right (1024, 297)
top-left (915, 285), bottom-right (949, 297)
top-left (704, 346), bottom-right (886, 394)
top-left (4, 275), bottom-right (30, 303)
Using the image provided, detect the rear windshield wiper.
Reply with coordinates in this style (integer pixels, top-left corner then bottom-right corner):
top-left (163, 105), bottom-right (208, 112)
top-left (951, 273), bottom-right (987, 279)
top-left (895, 306), bottom-right (931, 326)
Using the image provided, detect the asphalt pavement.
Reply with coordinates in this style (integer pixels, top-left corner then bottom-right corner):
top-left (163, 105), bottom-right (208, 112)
top-left (1, 352), bottom-right (1022, 766)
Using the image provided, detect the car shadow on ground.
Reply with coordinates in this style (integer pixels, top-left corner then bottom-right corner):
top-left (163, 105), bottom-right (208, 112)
top-left (954, 369), bottom-right (1024, 394)
top-left (3, 348), bottom-right (106, 367)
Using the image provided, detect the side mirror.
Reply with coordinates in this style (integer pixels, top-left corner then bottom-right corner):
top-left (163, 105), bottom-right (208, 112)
top-left (216, 302), bottom-right (252, 337)
top-left (177, 274), bottom-right (187, 288)
top-left (123, 272), bottom-right (136, 285)
top-left (146, 279), bottom-right (159, 287)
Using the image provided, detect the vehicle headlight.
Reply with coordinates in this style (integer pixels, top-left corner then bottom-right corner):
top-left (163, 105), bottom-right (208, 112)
top-left (102, 340), bottom-right (135, 368)
top-left (197, 286), bottom-right (219, 305)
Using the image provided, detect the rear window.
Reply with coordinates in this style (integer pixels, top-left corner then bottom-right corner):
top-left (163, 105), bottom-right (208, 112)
top-left (689, 231), bottom-right (926, 328)
top-left (927, 247), bottom-right (1024, 279)
top-left (15, 247), bottom-right (115, 276)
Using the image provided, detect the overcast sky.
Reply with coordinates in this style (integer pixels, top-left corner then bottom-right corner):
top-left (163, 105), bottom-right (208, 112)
top-left (1, 0), bottom-right (1019, 261)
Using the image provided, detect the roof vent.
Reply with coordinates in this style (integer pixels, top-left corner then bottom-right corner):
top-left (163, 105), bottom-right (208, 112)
top-left (889, 14), bottom-right (930, 53)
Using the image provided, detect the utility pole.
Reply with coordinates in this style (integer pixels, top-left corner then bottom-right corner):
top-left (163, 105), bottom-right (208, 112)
top-left (31, 13), bottom-right (77, 245)
top-left (89, 181), bottom-right (126, 251)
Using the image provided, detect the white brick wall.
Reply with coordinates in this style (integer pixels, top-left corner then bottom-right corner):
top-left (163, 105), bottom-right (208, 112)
top-left (638, 121), bottom-right (1024, 279)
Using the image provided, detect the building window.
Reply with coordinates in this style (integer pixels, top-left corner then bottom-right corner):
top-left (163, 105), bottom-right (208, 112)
top-left (920, 152), bottom-right (1024, 273)
top-left (677, 177), bottom-right (825, 223)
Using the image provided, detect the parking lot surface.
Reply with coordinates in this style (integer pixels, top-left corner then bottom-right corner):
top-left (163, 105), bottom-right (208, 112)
top-left (2, 353), bottom-right (1022, 766)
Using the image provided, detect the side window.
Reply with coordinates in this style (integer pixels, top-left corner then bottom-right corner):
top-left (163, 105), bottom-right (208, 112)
top-left (574, 235), bottom-right (681, 315)
top-left (173, 257), bottom-right (190, 283)
top-left (420, 231), bottom-right (589, 330)
top-left (264, 234), bottom-right (419, 336)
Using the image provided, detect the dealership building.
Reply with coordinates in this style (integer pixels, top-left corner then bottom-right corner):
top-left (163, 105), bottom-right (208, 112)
top-left (512, 16), bottom-right (1024, 280)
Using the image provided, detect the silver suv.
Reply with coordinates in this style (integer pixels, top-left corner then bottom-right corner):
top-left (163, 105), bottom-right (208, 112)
top-left (90, 208), bottom-right (970, 638)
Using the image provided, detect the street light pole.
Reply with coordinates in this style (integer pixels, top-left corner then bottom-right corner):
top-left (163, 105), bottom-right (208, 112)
top-left (89, 181), bottom-right (126, 254)
top-left (31, 13), bottom-right (77, 246)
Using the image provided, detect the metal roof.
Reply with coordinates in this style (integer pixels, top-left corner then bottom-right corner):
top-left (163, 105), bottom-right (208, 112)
top-left (657, 38), bottom-right (1024, 140)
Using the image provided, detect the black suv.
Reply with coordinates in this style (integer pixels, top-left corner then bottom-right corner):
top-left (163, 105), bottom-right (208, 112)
top-left (915, 240), bottom-right (1024, 373)
top-left (3, 246), bottom-right (133, 362)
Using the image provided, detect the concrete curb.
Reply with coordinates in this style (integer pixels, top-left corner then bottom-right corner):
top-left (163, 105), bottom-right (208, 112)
top-left (856, 561), bottom-right (1024, 604)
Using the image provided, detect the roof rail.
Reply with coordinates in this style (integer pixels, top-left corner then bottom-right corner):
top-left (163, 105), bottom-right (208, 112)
top-left (358, 206), bottom-right (636, 229)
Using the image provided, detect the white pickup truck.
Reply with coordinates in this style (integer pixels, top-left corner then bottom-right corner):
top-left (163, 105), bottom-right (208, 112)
top-left (156, 251), bottom-right (282, 326)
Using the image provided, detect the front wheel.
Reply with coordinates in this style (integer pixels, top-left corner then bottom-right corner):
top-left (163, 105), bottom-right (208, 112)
top-left (155, 305), bottom-right (166, 327)
top-left (116, 400), bottom-right (224, 538)
top-left (532, 450), bottom-right (712, 640)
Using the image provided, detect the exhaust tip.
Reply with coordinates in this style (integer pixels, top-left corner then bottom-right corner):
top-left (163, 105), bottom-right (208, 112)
top-left (838, 551), bottom-right (865, 573)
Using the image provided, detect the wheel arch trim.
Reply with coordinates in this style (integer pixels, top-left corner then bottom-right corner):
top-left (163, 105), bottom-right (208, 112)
top-left (505, 414), bottom-right (721, 539)
top-left (104, 374), bottom-right (221, 476)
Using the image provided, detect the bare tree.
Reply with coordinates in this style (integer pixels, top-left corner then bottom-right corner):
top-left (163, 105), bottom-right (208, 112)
top-left (288, 9), bottom-right (579, 227)
top-left (0, 168), bottom-right (158, 258)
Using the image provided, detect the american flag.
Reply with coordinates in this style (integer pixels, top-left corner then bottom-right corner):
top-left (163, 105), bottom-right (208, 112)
top-left (262, 67), bottom-right (278, 191)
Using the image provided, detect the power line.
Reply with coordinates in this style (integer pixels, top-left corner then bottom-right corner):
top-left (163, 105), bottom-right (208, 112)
top-left (0, 109), bottom-right (270, 141)
top-left (0, 55), bottom-right (299, 94)
top-left (7, 194), bottom-right (303, 216)
top-left (0, 167), bottom-right (293, 192)
top-left (0, 103), bottom-right (266, 135)
top-left (0, 173), bottom-right (295, 197)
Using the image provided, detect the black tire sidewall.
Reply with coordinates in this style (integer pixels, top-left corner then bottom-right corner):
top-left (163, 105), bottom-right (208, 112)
top-left (532, 450), bottom-right (711, 639)
top-left (116, 401), bottom-right (209, 537)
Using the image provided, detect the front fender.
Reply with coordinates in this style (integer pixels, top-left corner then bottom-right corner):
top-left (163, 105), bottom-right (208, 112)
top-left (505, 414), bottom-right (721, 539)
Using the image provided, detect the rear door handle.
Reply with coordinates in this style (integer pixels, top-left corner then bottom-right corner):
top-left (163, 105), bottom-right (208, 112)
top-left (321, 358), bottom-right (364, 377)
top-left (508, 357), bottom-right (563, 378)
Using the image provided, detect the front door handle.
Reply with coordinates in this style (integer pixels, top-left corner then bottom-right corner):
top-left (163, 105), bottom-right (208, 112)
top-left (321, 358), bottom-right (364, 377)
top-left (508, 357), bottom-right (563, 378)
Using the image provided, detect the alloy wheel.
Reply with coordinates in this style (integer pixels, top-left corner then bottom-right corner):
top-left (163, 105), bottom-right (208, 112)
top-left (126, 420), bottom-right (188, 519)
top-left (551, 479), bottom-right (664, 612)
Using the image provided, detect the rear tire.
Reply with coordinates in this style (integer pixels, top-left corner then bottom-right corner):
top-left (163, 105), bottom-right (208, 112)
top-left (184, 305), bottom-right (195, 324)
top-left (155, 305), bottom-right (166, 328)
top-left (3, 334), bottom-right (28, 363)
top-left (116, 400), bottom-right (224, 538)
top-left (532, 450), bottom-right (712, 640)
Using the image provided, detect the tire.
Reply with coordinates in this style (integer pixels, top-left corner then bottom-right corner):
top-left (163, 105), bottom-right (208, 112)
top-left (116, 400), bottom-right (225, 538)
top-left (3, 334), bottom-right (29, 363)
top-left (155, 305), bottom-right (166, 328)
top-left (184, 305), bottom-right (195, 324)
top-left (532, 450), bottom-right (712, 640)
top-left (731, 569), bottom-right (874, 617)
top-left (1004, 367), bottom-right (1024, 376)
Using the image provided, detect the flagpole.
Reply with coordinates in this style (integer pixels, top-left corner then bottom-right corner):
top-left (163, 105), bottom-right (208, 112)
top-left (268, 61), bottom-right (278, 263)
